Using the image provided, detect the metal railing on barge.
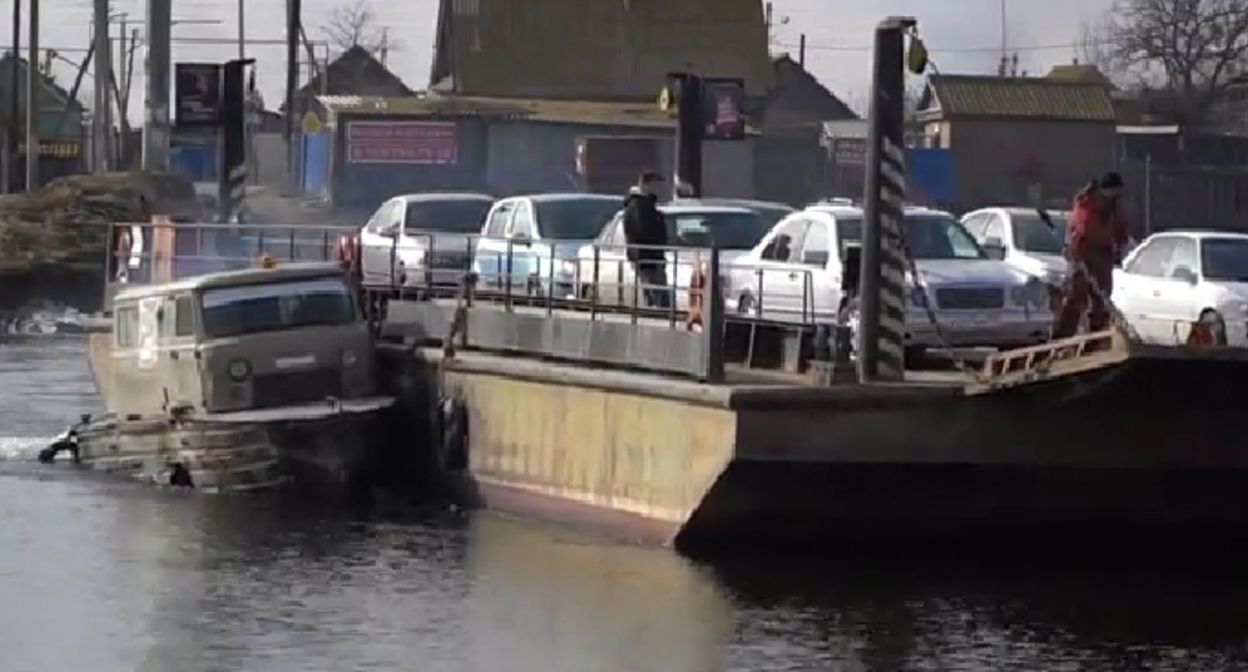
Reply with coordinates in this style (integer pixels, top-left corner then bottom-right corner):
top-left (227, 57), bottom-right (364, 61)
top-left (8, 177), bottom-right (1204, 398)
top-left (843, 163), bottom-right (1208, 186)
top-left (99, 220), bottom-right (843, 382)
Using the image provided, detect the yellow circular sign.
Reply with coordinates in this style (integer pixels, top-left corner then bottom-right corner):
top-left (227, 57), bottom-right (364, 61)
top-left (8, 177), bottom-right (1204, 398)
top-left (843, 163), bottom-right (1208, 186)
top-left (657, 86), bottom-right (672, 112)
top-left (301, 111), bottom-right (322, 134)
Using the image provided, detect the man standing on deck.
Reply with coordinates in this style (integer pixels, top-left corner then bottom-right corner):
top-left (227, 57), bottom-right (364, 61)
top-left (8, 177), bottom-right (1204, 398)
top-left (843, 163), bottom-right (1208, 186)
top-left (622, 169), bottom-right (671, 308)
top-left (1051, 172), bottom-right (1131, 339)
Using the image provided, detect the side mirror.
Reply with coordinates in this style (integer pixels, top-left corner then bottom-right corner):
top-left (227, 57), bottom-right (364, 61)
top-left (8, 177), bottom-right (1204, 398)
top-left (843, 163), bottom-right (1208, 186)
top-left (982, 237), bottom-right (1006, 260)
top-left (1171, 266), bottom-right (1198, 284)
top-left (801, 249), bottom-right (829, 266)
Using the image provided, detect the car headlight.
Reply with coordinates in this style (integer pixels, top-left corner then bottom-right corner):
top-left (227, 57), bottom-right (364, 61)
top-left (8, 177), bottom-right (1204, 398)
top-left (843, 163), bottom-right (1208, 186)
top-left (227, 358), bottom-right (252, 382)
top-left (1011, 279), bottom-right (1048, 308)
top-left (341, 349), bottom-right (358, 368)
top-left (909, 285), bottom-right (930, 308)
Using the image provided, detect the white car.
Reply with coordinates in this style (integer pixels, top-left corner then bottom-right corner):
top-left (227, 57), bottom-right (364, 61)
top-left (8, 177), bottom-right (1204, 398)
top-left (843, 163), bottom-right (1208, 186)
top-left (472, 193), bottom-right (622, 295)
top-left (574, 204), bottom-right (769, 307)
top-left (729, 204), bottom-right (1052, 357)
top-left (359, 192), bottom-right (495, 288)
top-left (1112, 230), bottom-right (1248, 345)
top-left (961, 207), bottom-right (1071, 288)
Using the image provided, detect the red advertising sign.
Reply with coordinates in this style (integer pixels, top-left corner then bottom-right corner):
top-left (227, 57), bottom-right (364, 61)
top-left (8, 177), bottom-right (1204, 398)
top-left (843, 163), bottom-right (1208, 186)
top-left (346, 121), bottom-right (458, 165)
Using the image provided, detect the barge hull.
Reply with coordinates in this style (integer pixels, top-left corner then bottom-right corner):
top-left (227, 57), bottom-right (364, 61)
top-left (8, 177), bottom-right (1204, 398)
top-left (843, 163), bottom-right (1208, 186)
top-left (394, 347), bottom-right (1248, 551)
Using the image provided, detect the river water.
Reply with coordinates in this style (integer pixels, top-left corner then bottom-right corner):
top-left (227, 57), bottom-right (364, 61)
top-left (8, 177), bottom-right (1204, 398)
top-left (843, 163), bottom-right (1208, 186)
top-left (3, 336), bottom-right (1248, 671)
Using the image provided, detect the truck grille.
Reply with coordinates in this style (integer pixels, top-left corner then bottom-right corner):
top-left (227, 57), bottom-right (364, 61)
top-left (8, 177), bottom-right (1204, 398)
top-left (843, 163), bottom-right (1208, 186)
top-left (252, 369), bottom-right (342, 409)
top-left (934, 287), bottom-right (1005, 310)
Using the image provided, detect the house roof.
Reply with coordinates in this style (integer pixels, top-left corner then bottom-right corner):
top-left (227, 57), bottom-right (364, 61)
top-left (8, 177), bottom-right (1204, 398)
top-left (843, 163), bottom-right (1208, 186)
top-left (917, 74), bottom-right (1116, 122)
top-left (427, 0), bottom-right (773, 100)
top-left (317, 94), bottom-right (693, 130)
top-left (0, 53), bottom-right (82, 112)
top-left (1045, 63), bottom-right (1116, 89)
top-left (768, 55), bottom-right (857, 121)
top-left (297, 45), bottom-right (413, 98)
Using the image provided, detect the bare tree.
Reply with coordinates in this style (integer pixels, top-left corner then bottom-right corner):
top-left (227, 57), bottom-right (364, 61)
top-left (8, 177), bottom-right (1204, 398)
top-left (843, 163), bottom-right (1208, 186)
top-left (1102, 0), bottom-right (1248, 125)
top-left (1075, 18), bottom-right (1120, 79)
top-left (321, 0), bottom-right (384, 53)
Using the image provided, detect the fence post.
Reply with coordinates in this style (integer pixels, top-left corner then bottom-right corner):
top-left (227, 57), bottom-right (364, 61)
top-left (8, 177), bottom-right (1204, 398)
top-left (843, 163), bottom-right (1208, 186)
top-left (857, 16), bottom-right (913, 384)
top-left (703, 245), bottom-right (725, 382)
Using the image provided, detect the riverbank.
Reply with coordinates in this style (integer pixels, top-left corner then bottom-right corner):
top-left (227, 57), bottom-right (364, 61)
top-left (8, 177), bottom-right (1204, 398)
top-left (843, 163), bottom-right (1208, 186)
top-left (0, 172), bottom-right (199, 314)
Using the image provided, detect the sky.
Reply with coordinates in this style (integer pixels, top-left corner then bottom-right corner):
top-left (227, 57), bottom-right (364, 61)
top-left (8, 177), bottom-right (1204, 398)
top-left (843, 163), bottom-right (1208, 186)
top-left (6, 0), bottom-right (1118, 122)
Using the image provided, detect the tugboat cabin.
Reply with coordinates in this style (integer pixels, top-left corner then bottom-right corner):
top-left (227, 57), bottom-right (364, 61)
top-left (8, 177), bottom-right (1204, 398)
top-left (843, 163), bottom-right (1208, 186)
top-left (101, 262), bottom-right (376, 419)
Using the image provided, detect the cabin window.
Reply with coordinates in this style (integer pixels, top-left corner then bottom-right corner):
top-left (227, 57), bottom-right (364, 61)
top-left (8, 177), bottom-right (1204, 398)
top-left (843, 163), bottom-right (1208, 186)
top-left (174, 295), bottom-right (195, 336)
top-left (199, 277), bottom-right (357, 339)
top-left (115, 306), bottom-right (139, 348)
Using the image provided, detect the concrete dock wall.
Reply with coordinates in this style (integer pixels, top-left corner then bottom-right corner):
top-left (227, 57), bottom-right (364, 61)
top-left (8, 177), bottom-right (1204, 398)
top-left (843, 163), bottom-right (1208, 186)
top-left (437, 352), bottom-right (737, 544)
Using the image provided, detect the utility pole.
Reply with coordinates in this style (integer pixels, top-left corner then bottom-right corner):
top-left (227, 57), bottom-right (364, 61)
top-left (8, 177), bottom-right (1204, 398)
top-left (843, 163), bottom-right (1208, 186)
top-left (92, 0), bottom-right (109, 172)
top-left (4, 0), bottom-right (21, 193)
top-left (237, 0), bottom-right (245, 59)
top-left (25, 0), bottom-right (39, 191)
top-left (143, 0), bottom-right (171, 171)
top-left (142, 0), bottom-right (172, 172)
top-left (285, 0), bottom-right (301, 184)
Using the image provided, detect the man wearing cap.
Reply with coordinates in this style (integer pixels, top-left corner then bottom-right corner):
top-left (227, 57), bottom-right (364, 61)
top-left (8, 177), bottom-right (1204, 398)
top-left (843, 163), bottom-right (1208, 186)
top-left (622, 169), bottom-right (672, 308)
top-left (1052, 171), bottom-right (1131, 339)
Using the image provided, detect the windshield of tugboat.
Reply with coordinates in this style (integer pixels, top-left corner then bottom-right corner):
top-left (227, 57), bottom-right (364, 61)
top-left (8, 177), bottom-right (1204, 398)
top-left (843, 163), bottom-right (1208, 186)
top-left (199, 277), bottom-right (358, 338)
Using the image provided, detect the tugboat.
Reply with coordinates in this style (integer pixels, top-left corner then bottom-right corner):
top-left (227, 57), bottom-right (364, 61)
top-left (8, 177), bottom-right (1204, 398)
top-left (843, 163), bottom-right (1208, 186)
top-left (69, 258), bottom-right (394, 492)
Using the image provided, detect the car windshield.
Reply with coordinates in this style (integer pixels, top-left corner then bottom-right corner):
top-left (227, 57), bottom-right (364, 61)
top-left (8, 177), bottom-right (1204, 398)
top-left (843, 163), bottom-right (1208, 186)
top-left (200, 277), bottom-right (357, 339)
top-left (1200, 238), bottom-right (1248, 282)
top-left (1012, 212), bottom-right (1067, 254)
top-left (535, 198), bottom-right (622, 239)
top-left (742, 205), bottom-right (793, 229)
top-left (836, 213), bottom-right (986, 260)
top-left (664, 210), bottom-right (771, 249)
top-left (405, 199), bottom-right (494, 233)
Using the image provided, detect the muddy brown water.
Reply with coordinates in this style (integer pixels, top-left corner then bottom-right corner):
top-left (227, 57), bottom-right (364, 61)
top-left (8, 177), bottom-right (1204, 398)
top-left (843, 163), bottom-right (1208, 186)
top-left (2, 335), bottom-right (1247, 671)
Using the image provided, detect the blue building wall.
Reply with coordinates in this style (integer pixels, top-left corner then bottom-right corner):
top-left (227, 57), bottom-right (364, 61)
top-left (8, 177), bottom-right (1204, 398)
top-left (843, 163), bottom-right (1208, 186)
top-left (301, 131), bottom-right (330, 196)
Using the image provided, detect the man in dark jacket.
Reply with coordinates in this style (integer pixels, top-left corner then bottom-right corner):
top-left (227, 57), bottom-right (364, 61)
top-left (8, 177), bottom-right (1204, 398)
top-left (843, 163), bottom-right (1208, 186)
top-left (622, 169), bottom-right (671, 308)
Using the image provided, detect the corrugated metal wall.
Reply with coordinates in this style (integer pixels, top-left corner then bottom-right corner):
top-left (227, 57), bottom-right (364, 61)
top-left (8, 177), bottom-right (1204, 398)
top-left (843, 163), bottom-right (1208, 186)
top-left (331, 115), bottom-right (490, 208)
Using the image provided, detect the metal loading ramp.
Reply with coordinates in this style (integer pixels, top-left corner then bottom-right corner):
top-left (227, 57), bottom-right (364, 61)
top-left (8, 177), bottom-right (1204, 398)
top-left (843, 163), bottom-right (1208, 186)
top-left (967, 328), bottom-right (1248, 407)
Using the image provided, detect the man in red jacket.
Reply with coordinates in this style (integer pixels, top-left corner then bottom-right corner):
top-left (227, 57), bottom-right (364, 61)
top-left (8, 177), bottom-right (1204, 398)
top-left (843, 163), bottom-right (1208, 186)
top-left (1052, 172), bottom-right (1130, 339)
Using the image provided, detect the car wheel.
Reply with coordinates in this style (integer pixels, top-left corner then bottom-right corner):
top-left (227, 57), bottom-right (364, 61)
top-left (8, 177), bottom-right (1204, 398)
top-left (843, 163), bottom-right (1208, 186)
top-left (1199, 309), bottom-right (1228, 345)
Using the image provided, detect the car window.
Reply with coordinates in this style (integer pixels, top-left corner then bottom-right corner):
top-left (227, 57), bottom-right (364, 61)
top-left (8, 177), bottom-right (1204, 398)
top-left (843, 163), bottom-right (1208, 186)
top-left (369, 201), bottom-right (399, 235)
top-left (961, 213), bottom-right (989, 239)
top-left (1163, 237), bottom-right (1199, 278)
top-left (801, 220), bottom-right (830, 256)
top-left (533, 198), bottom-right (621, 240)
top-left (509, 201), bottom-right (536, 238)
top-left (595, 214), bottom-right (624, 246)
top-left (1125, 238), bottom-right (1175, 277)
top-left (1011, 212), bottom-right (1066, 255)
top-left (483, 202), bottom-right (515, 238)
top-left (174, 294), bottom-right (195, 336)
top-left (759, 217), bottom-right (808, 262)
top-left (665, 211), bottom-right (770, 249)
top-left (404, 198), bottom-right (493, 234)
top-left (982, 215), bottom-right (1007, 245)
top-left (1200, 238), bottom-right (1248, 282)
top-left (837, 213), bottom-right (984, 260)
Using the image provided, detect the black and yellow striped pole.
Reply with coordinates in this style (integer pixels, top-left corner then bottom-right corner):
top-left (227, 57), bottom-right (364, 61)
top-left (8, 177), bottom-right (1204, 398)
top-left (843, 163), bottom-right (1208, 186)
top-left (858, 16), bottom-right (924, 383)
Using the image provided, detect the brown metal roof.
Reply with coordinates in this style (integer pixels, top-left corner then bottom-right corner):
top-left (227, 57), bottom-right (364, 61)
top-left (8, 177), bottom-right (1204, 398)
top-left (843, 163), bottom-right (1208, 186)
top-left (429, 0), bottom-right (773, 99)
top-left (921, 74), bottom-right (1116, 122)
top-left (316, 94), bottom-right (680, 129)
